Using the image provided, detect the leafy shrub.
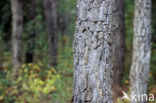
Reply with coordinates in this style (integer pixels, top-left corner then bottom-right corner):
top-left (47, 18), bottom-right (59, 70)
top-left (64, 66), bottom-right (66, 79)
top-left (0, 63), bottom-right (60, 103)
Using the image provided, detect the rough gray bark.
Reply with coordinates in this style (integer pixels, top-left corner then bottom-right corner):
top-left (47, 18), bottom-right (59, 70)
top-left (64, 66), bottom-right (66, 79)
top-left (43, 0), bottom-right (58, 66)
top-left (72, 0), bottom-right (119, 102)
top-left (11, 0), bottom-right (23, 70)
top-left (130, 0), bottom-right (151, 102)
top-left (113, 0), bottom-right (126, 86)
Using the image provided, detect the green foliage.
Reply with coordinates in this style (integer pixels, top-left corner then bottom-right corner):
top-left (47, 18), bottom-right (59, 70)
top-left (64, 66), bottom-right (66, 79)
top-left (0, 37), bottom-right (74, 103)
top-left (51, 35), bottom-right (73, 103)
top-left (0, 63), bottom-right (61, 103)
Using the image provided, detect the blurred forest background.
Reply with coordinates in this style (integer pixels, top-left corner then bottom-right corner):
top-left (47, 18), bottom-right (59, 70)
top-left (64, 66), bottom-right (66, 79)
top-left (0, 0), bottom-right (156, 103)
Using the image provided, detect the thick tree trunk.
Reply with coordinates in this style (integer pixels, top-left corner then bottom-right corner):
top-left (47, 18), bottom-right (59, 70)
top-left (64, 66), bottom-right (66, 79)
top-left (43, 0), bottom-right (58, 66)
top-left (11, 0), bottom-right (23, 70)
top-left (113, 0), bottom-right (126, 86)
top-left (72, 0), bottom-right (119, 102)
top-left (25, 0), bottom-right (36, 63)
top-left (130, 0), bottom-right (151, 102)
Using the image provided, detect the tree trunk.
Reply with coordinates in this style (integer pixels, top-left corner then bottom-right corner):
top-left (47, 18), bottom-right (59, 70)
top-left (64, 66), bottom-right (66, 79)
top-left (25, 0), bottom-right (36, 63)
top-left (72, 0), bottom-right (119, 102)
top-left (43, 0), bottom-right (58, 66)
top-left (11, 0), bottom-right (23, 70)
top-left (113, 0), bottom-right (126, 86)
top-left (130, 0), bottom-right (151, 102)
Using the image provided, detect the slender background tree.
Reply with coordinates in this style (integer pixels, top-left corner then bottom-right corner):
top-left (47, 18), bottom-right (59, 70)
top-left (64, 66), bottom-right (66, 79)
top-left (113, 0), bottom-right (126, 86)
top-left (130, 0), bottom-right (151, 102)
top-left (43, 0), bottom-right (58, 66)
top-left (11, 0), bottom-right (23, 71)
top-left (25, 0), bottom-right (37, 63)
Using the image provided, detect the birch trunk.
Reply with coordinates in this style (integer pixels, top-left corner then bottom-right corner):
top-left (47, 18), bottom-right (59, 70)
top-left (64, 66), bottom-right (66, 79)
top-left (130, 0), bottom-right (151, 102)
top-left (43, 0), bottom-right (58, 66)
top-left (72, 0), bottom-right (119, 102)
top-left (11, 0), bottom-right (23, 70)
